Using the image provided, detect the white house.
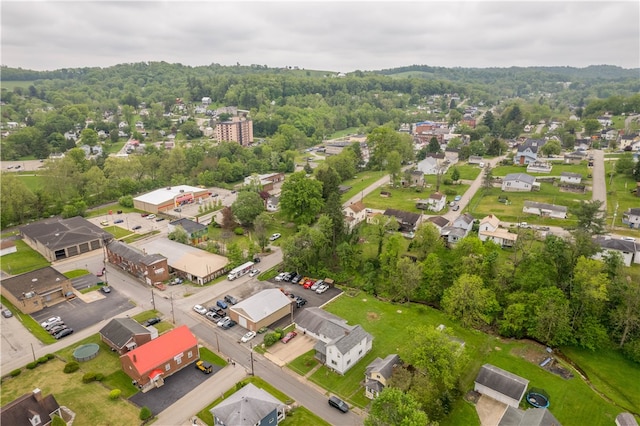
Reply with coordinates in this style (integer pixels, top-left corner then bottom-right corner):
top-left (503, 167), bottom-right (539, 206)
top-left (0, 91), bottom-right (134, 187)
top-left (478, 214), bottom-right (518, 248)
top-left (440, 213), bottom-right (474, 245)
top-left (622, 208), bottom-right (640, 229)
top-left (593, 236), bottom-right (639, 267)
top-left (526, 161), bottom-right (552, 174)
top-left (501, 173), bottom-right (537, 192)
top-left (424, 192), bottom-right (446, 212)
top-left (560, 172), bottom-right (582, 184)
top-left (296, 308), bottom-right (373, 375)
top-left (267, 196), bottom-right (280, 212)
top-left (416, 155), bottom-right (448, 175)
top-left (343, 201), bottom-right (367, 231)
top-left (453, 213), bottom-right (474, 235)
top-left (523, 201), bottom-right (568, 219)
top-left (513, 139), bottom-right (546, 165)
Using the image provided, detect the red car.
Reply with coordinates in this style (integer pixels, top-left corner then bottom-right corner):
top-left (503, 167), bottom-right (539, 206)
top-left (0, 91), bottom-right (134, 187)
top-left (303, 279), bottom-right (315, 289)
top-left (281, 331), bottom-right (297, 343)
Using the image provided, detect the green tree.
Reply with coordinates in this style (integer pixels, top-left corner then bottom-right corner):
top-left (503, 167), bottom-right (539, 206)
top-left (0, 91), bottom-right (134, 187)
top-left (253, 212), bottom-right (273, 252)
top-left (315, 166), bottom-right (341, 201)
top-left (530, 286), bottom-right (574, 347)
top-left (633, 159), bottom-right (640, 181)
top-left (570, 200), bottom-right (606, 235)
top-left (279, 171), bottom-right (324, 226)
top-left (168, 225), bottom-right (189, 244)
top-left (427, 137), bottom-right (441, 153)
top-left (365, 387), bottom-right (430, 426)
top-left (482, 165), bottom-right (494, 192)
top-left (615, 154), bottom-right (635, 176)
top-left (80, 128), bottom-right (99, 147)
top-left (390, 257), bottom-right (423, 302)
top-left (180, 120), bottom-right (202, 139)
top-left (450, 167), bottom-right (460, 184)
top-left (386, 150), bottom-right (402, 186)
top-left (442, 274), bottom-right (499, 328)
top-left (582, 118), bottom-right (601, 136)
top-left (540, 139), bottom-right (562, 156)
top-left (231, 191), bottom-right (265, 226)
top-left (409, 222), bottom-right (443, 261)
top-left (367, 214), bottom-right (399, 258)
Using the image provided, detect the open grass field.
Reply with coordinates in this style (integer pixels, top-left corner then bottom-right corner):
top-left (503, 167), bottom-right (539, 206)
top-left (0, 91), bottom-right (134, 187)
top-left (102, 225), bottom-right (132, 239)
top-left (1, 360), bottom-right (141, 425)
top-left (297, 289), bottom-right (638, 425)
top-left (361, 183), bottom-right (467, 213)
top-left (492, 162), bottom-right (590, 179)
top-left (340, 170), bottom-right (387, 203)
top-left (604, 162), bottom-right (640, 227)
top-left (196, 376), bottom-right (329, 426)
top-left (448, 164), bottom-right (483, 181)
top-left (16, 174), bottom-right (45, 191)
top-left (0, 239), bottom-right (50, 275)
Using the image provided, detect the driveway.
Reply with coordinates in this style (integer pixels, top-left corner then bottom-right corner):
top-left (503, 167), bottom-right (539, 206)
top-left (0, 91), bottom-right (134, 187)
top-left (1, 313), bottom-right (46, 364)
top-left (476, 394), bottom-right (507, 426)
top-left (265, 333), bottom-right (316, 366)
top-left (129, 362), bottom-right (220, 416)
top-left (590, 149), bottom-right (607, 211)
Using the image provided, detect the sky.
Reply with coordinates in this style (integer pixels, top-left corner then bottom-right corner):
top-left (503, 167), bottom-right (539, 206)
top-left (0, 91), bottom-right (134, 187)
top-left (2, 1), bottom-right (639, 72)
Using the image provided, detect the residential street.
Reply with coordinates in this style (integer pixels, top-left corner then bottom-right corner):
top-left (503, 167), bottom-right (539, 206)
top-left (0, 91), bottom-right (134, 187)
top-left (591, 149), bottom-right (607, 211)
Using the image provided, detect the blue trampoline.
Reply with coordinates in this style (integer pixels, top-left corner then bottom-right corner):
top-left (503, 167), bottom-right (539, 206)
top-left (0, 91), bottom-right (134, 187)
top-left (526, 387), bottom-right (550, 408)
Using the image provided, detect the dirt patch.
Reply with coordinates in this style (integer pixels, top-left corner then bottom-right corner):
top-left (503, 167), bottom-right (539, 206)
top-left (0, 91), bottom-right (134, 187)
top-left (511, 342), bottom-right (574, 380)
top-left (367, 312), bottom-right (379, 321)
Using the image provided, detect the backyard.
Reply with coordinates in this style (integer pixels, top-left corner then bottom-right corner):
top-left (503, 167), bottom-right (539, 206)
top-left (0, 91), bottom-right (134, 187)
top-left (288, 289), bottom-right (639, 425)
top-left (604, 161), bottom-right (640, 226)
top-left (0, 239), bottom-right (50, 275)
top-left (362, 183), bottom-right (469, 213)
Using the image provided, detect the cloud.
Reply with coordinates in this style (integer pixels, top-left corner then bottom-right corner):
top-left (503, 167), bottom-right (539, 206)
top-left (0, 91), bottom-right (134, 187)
top-left (1, 1), bottom-right (638, 71)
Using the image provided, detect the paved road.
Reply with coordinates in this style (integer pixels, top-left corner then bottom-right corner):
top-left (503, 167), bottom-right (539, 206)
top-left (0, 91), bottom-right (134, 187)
top-left (343, 174), bottom-right (391, 207)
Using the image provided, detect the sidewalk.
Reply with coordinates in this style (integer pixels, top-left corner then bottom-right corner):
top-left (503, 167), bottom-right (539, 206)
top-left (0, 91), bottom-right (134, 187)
top-left (156, 365), bottom-right (247, 426)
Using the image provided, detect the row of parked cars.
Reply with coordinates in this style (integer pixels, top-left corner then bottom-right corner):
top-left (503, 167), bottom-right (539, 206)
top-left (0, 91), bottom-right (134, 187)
top-left (40, 316), bottom-right (73, 339)
top-left (275, 273), bottom-right (330, 294)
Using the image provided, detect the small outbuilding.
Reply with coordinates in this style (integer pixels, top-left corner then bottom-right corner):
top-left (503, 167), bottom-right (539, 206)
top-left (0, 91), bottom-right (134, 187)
top-left (474, 364), bottom-right (529, 408)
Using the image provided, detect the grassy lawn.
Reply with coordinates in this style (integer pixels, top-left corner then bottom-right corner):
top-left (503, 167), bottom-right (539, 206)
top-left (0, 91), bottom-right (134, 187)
top-left (492, 162), bottom-right (590, 179)
top-left (287, 349), bottom-right (318, 376)
top-left (121, 230), bottom-right (160, 243)
top-left (301, 289), bottom-right (637, 425)
top-left (63, 269), bottom-right (90, 279)
top-left (196, 376), bottom-right (329, 426)
top-left (362, 184), bottom-right (467, 213)
top-left (103, 225), bottom-right (133, 239)
top-left (17, 174), bottom-right (45, 191)
top-left (449, 164), bottom-right (482, 181)
top-left (0, 295), bottom-right (56, 344)
top-left (340, 170), bottom-right (388, 203)
top-left (0, 358), bottom-right (140, 425)
top-left (199, 347), bottom-right (227, 367)
top-left (0, 239), bottom-right (50, 275)
top-left (604, 162), bottom-right (640, 227)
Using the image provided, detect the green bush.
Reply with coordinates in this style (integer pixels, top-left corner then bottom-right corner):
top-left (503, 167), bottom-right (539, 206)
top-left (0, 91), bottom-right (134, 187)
top-left (263, 332), bottom-right (279, 347)
top-left (274, 328), bottom-right (284, 339)
top-left (37, 356), bottom-right (49, 364)
top-left (443, 178), bottom-right (453, 186)
top-left (46, 353), bottom-right (56, 360)
top-left (109, 389), bottom-right (121, 400)
top-left (139, 406), bottom-right (152, 420)
top-left (51, 415), bottom-right (66, 426)
top-left (444, 188), bottom-right (457, 196)
top-left (95, 373), bottom-right (104, 381)
top-left (233, 227), bottom-right (244, 236)
top-left (118, 195), bottom-right (134, 208)
top-left (26, 362), bottom-right (38, 369)
top-left (63, 361), bottom-right (80, 374)
top-left (10, 369), bottom-right (21, 377)
top-left (82, 372), bottom-right (97, 383)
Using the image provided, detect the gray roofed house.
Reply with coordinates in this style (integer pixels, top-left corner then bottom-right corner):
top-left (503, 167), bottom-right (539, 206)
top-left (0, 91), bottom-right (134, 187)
top-left (514, 139), bottom-right (546, 165)
top-left (622, 207), bottom-right (640, 229)
top-left (0, 388), bottom-right (73, 426)
top-left (19, 216), bottom-right (111, 262)
top-left (502, 173), bottom-right (537, 192)
top-left (499, 406), bottom-right (562, 426)
top-left (559, 172), bottom-right (583, 184)
top-left (427, 215), bottom-right (450, 231)
top-left (99, 317), bottom-right (153, 354)
top-left (365, 354), bottom-right (401, 399)
top-left (383, 209), bottom-right (423, 232)
top-left (616, 413), bottom-right (639, 426)
top-left (211, 383), bottom-right (286, 426)
top-left (296, 308), bottom-right (373, 375)
top-left (167, 218), bottom-right (208, 242)
top-left (523, 201), bottom-right (568, 219)
top-left (592, 236), bottom-right (639, 267)
top-left (474, 364), bottom-right (529, 408)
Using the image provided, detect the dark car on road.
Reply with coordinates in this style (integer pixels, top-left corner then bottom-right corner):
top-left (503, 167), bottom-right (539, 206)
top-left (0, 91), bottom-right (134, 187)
top-left (100, 286), bottom-right (111, 294)
top-left (132, 225), bottom-right (142, 230)
top-left (328, 396), bottom-right (349, 413)
top-left (221, 320), bottom-right (237, 329)
top-left (224, 295), bottom-right (239, 305)
top-left (291, 274), bottom-right (302, 284)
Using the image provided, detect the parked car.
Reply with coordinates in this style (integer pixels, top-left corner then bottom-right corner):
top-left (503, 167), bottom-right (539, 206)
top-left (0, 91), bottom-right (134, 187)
top-left (221, 320), bottom-right (237, 329)
top-left (303, 279), bottom-right (315, 289)
top-left (452, 204), bottom-right (460, 211)
top-left (143, 317), bottom-right (161, 326)
top-left (155, 217), bottom-right (165, 222)
top-left (141, 213), bottom-right (149, 217)
top-left (2, 308), bottom-right (13, 318)
top-left (100, 286), bottom-right (111, 294)
top-left (281, 331), bottom-right (297, 343)
top-left (173, 208), bottom-right (182, 212)
top-left (193, 304), bottom-right (207, 315)
top-left (224, 295), bottom-right (239, 305)
top-left (195, 360), bottom-right (213, 374)
top-left (241, 331), bottom-right (256, 343)
top-left (454, 195), bottom-right (462, 201)
top-left (48, 325), bottom-right (68, 335)
top-left (132, 225), bottom-right (142, 230)
top-left (41, 316), bottom-right (62, 328)
top-left (248, 269), bottom-right (260, 277)
top-left (217, 316), bottom-right (231, 327)
top-left (216, 300), bottom-right (228, 310)
top-left (291, 274), bottom-right (303, 284)
top-left (100, 220), bottom-right (109, 226)
top-left (275, 272), bottom-right (287, 282)
top-left (310, 279), bottom-right (323, 291)
top-left (283, 272), bottom-right (293, 282)
top-left (328, 396), bottom-right (349, 413)
top-left (269, 233), bottom-right (281, 241)
top-left (53, 328), bottom-right (74, 340)
top-left (44, 320), bottom-right (65, 331)
top-left (114, 219), bottom-right (124, 224)
top-left (208, 306), bottom-right (225, 316)
top-left (316, 284), bottom-right (329, 294)
top-left (170, 278), bottom-right (183, 285)
top-left (205, 311), bottom-right (220, 322)
top-left (257, 326), bottom-right (269, 334)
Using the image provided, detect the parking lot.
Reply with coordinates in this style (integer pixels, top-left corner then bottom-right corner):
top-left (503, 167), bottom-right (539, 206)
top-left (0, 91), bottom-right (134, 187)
top-left (31, 286), bottom-right (134, 335)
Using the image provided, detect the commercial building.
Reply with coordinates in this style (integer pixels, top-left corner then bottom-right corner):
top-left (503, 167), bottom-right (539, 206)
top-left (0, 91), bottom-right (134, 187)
top-left (1, 267), bottom-right (74, 314)
top-left (229, 289), bottom-right (293, 331)
top-left (133, 185), bottom-right (210, 214)
top-left (215, 117), bottom-right (253, 146)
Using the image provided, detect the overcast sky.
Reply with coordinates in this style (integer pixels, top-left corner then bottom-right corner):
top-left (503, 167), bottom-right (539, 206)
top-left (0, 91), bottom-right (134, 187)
top-left (2, 1), bottom-right (639, 72)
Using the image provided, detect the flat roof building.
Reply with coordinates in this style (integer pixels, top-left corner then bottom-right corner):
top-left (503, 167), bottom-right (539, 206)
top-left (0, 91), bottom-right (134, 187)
top-left (133, 185), bottom-right (210, 214)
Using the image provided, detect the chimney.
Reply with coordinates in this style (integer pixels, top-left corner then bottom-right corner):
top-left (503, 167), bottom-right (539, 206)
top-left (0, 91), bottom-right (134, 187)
top-left (133, 354), bottom-right (137, 363)
top-left (32, 388), bottom-right (43, 402)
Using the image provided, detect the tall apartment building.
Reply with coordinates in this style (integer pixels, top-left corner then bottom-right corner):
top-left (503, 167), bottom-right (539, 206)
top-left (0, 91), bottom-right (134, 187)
top-left (215, 117), bottom-right (253, 146)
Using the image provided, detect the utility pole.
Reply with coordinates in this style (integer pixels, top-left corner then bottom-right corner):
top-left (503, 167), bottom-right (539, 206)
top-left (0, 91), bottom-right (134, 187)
top-left (150, 287), bottom-right (156, 310)
top-left (170, 293), bottom-right (175, 324)
top-left (249, 344), bottom-right (255, 376)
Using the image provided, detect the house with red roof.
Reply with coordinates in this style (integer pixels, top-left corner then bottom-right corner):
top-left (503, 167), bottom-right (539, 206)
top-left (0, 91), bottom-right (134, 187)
top-left (120, 325), bottom-right (199, 392)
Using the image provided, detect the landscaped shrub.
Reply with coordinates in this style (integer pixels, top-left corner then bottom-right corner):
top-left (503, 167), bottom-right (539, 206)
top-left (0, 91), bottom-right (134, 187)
top-left (26, 362), bottom-right (38, 369)
top-left (37, 356), bottom-right (49, 364)
top-left (139, 406), bottom-right (152, 420)
top-left (274, 328), bottom-right (284, 339)
top-left (46, 353), bottom-right (56, 360)
top-left (95, 373), bottom-right (104, 381)
top-left (82, 372), bottom-right (97, 383)
top-left (109, 389), bottom-right (121, 400)
top-left (10, 369), bottom-right (21, 377)
top-left (443, 178), bottom-right (453, 186)
top-left (444, 188), bottom-right (457, 196)
top-left (263, 332), bottom-right (279, 347)
top-left (233, 227), bottom-right (244, 236)
top-left (63, 361), bottom-right (79, 374)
